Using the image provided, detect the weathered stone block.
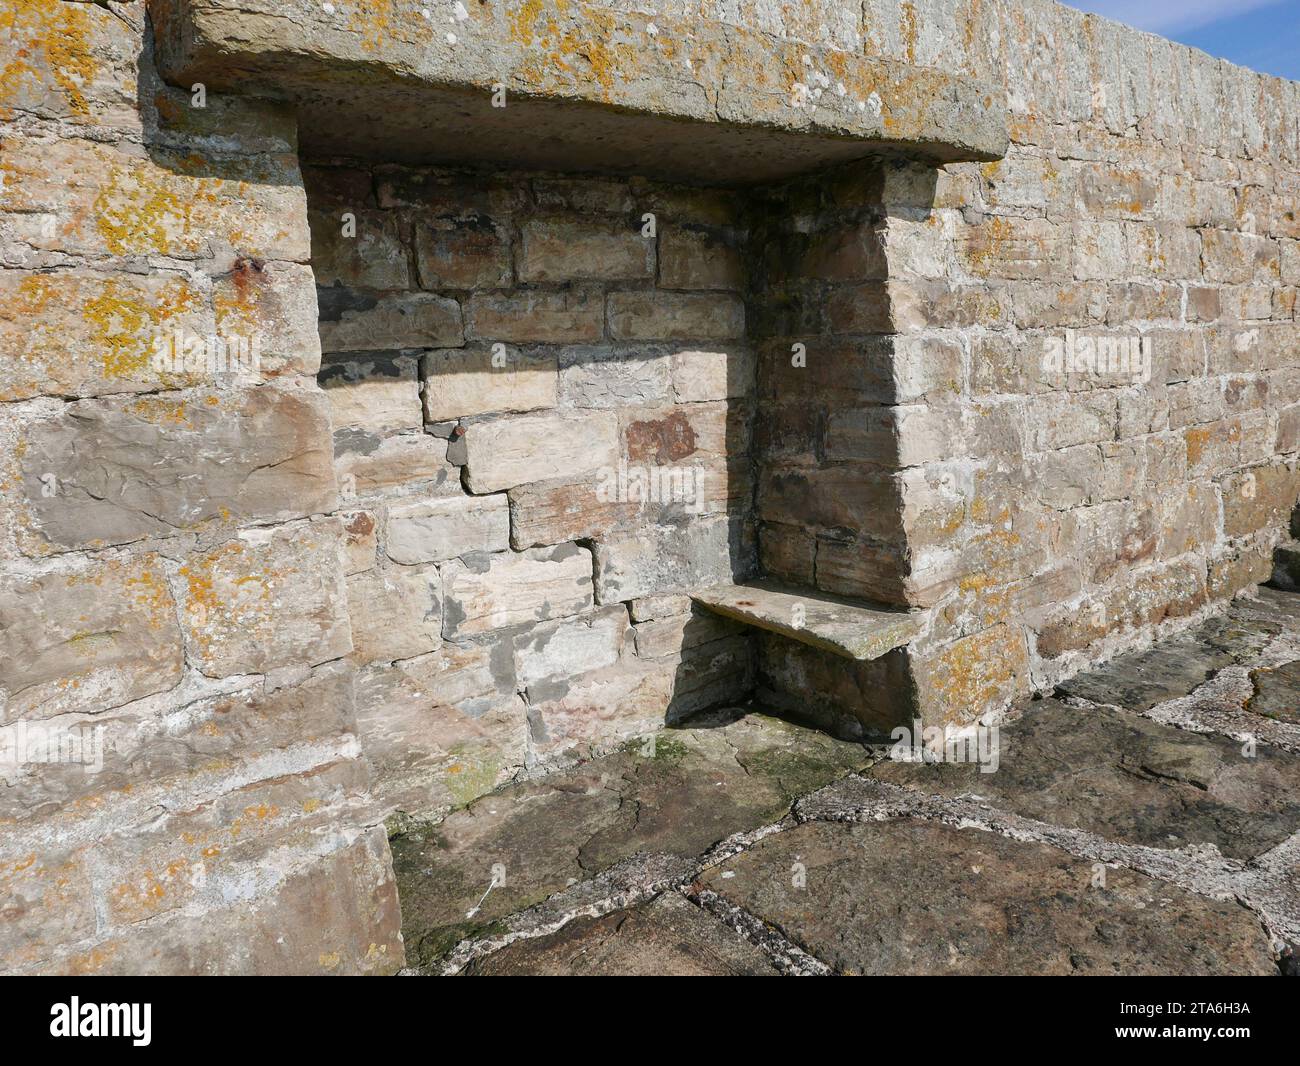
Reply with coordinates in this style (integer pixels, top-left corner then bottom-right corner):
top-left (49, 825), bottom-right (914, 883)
top-left (346, 564), bottom-right (441, 666)
top-left (557, 346), bottom-right (671, 408)
top-left (317, 291), bottom-right (462, 353)
top-left (514, 606), bottom-right (629, 687)
top-left (671, 347), bottom-right (757, 402)
top-left (421, 346), bottom-right (557, 421)
top-left (308, 208), bottom-right (409, 289)
top-left (319, 353), bottom-right (422, 432)
top-left (11, 385), bottom-right (337, 554)
top-left (355, 651), bottom-right (525, 817)
top-left (519, 220), bottom-right (653, 282)
top-left (415, 216), bottom-right (513, 289)
top-left (507, 478), bottom-right (641, 549)
top-left (335, 431), bottom-right (457, 498)
top-left (175, 519), bottom-right (352, 676)
top-left (467, 290), bottom-right (603, 343)
top-left (0, 555), bottom-right (183, 721)
top-left (607, 292), bottom-right (745, 341)
top-left (386, 494), bottom-right (510, 564)
top-left (0, 270), bottom-right (213, 401)
top-left (593, 515), bottom-right (751, 603)
top-left (462, 410), bottom-right (619, 493)
top-left (658, 227), bottom-right (745, 289)
top-left (442, 543), bottom-right (594, 638)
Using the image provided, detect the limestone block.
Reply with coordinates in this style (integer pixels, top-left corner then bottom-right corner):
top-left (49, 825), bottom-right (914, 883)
top-left (519, 220), bottom-right (654, 282)
top-left (0, 554), bottom-right (183, 722)
top-left (317, 291), bottom-right (462, 353)
top-left (346, 564), bottom-right (442, 665)
top-left (467, 290), bottom-right (603, 343)
top-left (308, 208), bottom-right (409, 289)
top-left (415, 216), bottom-right (513, 289)
top-left (421, 346), bottom-right (558, 421)
top-left (334, 431), bottom-right (458, 498)
top-left (442, 543), bottom-right (594, 638)
top-left (607, 292), bottom-right (745, 341)
top-left (507, 477), bottom-right (641, 549)
top-left (592, 515), bottom-right (751, 603)
top-left (10, 385), bottom-right (337, 554)
top-left (462, 410), bottom-right (619, 493)
top-left (0, 132), bottom-right (308, 261)
top-left (514, 606), bottom-right (629, 687)
top-left (0, 269), bottom-right (214, 401)
top-left (175, 519), bottom-right (352, 676)
top-left (671, 347), bottom-right (757, 402)
top-left (386, 494), bottom-right (510, 564)
top-left (355, 652), bottom-right (525, 816)
top-left (557, 346), bottom-right (671, 409)
top-left (319, 353), bottom-right (422, 433)
top-left (658, 227), bottom-right (745, 289)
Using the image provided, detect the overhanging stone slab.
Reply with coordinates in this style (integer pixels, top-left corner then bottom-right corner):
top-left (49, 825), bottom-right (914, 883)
top-left (692, 581), bottom-right (921, 661)
top-left (149, 0), bottom-right (1008, 180)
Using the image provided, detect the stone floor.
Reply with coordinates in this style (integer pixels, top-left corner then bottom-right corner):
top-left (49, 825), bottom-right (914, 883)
top-left (392, 588), bottom-right (1300, 976)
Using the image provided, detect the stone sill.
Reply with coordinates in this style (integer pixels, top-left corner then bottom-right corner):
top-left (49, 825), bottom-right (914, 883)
top-left (692, 580), bottom-right (922, 662)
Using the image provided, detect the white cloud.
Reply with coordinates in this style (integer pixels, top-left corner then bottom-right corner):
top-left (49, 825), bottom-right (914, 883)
top-left (1066, 0), bottom-right (1285, 34)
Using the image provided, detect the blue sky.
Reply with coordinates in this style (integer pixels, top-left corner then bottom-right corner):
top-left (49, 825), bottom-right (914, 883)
top-left (1063, 1), bottom-right (1300, 81)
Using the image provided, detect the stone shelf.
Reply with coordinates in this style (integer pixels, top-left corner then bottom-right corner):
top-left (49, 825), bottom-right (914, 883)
top-left (691, 581), bottom-right (922, 662)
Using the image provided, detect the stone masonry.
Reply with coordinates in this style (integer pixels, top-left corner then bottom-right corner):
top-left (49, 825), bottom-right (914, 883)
top-left (0, 0), bottom-right (1297, 974)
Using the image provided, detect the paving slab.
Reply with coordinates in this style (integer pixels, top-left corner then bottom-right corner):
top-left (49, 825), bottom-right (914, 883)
top-left (692, 580), bottom-right (921, 661)
top-left (1055, 603), bottom-right (1290, 710)
top-left (698, 818), bottom-right (1277, 975)
top-left (462, 892), bottom-right (780, 976)
top-left (871, 699), bottom-right (1300, 860)
top-left (1246, 661), bottom-right (1300, 725)
top-left (391, 710), bottom-right (868, 966)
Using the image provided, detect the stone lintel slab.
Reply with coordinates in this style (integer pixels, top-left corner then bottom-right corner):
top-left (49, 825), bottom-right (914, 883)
top-left (692, 580), bottom-right (922, 661)
top-left (148, 0), bottom-right (1008, 181)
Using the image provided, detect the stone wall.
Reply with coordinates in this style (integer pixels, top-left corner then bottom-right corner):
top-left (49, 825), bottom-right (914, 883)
top-left (0, 1), bottom-right (400, 974)
top-left (302, 161), bottom-right (754, 817)
top-left (1, 0), bottom-right (1298, 974)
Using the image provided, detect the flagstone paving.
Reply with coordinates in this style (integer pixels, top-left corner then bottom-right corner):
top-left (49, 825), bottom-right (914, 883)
top-left (394, 588), bottom-right (1300, 976)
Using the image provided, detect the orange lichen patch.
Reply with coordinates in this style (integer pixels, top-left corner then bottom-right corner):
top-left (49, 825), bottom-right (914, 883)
top-left (920, 624), bottom-right (1029, 722)
top-left (127, 394), bottom-right (193, 428)
top-left (900, 1), bottom-right (919, 65)
top-left (0, 0), bottom-right (98, 119)
top-left (346, 0), bottom-right (433, 52)
top-left (83, 277), bottom-right (201, 381)
top-left (0, 272), bottom-right (205, 398)
top-left (93, 161), bottom-right (218, 257)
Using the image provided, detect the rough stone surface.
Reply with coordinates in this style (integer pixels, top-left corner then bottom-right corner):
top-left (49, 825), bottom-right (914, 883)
top-left (390, 710), bottom-right (868, 966)
top-left (698, 818), bottom-right (1275, 976)
top-left (872, 699), bottom-right (1300, 861)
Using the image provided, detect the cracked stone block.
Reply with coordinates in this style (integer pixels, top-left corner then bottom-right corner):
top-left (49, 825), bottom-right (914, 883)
top-left (389, 711), bottom-right (867, 967)
top-left (464, 893), bottom-right (780, 976)
top-left (871, 700), bottom-right (1300, 861)
top-left (512, 606), bottom-right (629, 688)
top-left (698, 818), bottom-right (1276, 975)
top-left (8, 385), bottom-right (338, 555)
top-left (0, 554), bottom-right (184, 722)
